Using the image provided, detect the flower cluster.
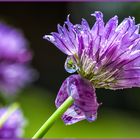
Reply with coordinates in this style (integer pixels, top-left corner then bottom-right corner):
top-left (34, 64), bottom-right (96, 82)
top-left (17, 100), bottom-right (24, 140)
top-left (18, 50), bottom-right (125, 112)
top-left (45, 11), bottom-right (140, 124)
top-left (0, 23), bottom-right (34, 95)
top-left (0, 107), bottom-right (26, 138)
top-left (0, 23), bottom-right (36, 137)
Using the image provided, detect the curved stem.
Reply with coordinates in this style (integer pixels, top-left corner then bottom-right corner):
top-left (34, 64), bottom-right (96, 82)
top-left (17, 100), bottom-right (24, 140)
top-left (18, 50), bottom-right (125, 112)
top-left (32, 96), bottom-right (74, 139)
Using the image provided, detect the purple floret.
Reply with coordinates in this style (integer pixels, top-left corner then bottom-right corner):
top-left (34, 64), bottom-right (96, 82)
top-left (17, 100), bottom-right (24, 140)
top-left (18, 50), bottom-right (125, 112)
top-left (0, 107), bottom-right (26, 138)
top-left (45, 11), bottom-right (140, 90)
top-left (0, 23), bottom-right (35, 95)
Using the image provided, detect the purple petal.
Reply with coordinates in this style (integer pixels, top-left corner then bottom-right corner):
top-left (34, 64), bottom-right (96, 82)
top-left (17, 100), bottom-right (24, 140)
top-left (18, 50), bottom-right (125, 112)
top-left (104, 15), bottom-right (118, 40)
top-left (62, 105), bottom-right (85, 125)
top-left (81, 18), bottom-right (90, 31)
top-left (52, 32), bottom-right (74, 55)
top-left (55, 74), bottom-right (99, 125)
top-left (91, 11), bottom-right (104, 37)
top-left (44, 16), bottom-right (78, 55)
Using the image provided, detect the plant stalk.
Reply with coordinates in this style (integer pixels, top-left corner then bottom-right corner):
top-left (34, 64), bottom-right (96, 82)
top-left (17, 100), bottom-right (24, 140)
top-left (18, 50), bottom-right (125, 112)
top-left (32, 96), bottom-right (74, 139)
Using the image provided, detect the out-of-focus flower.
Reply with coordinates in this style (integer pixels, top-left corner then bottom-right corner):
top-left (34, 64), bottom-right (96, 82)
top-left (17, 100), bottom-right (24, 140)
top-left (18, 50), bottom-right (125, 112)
top-left (0, 22), bottom-right (35, 95)
top-left (44, 11), bottom-right (140, 124)
top-left (0, 106), bottom-right (26, 138)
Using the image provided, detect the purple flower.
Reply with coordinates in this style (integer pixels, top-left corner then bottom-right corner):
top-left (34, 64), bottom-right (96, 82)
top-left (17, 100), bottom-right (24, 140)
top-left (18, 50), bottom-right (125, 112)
top-left (44, 11), bottom-right (140, 124)
top-left (0, 107), bottom-right (26, 138)
top-left (0, 22), bottom-right (35, 95)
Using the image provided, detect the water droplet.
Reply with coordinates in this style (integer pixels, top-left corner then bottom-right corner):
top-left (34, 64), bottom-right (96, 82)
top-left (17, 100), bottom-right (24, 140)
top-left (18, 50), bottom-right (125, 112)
top-left (43, 35), bottom-right (55, 42)
top-left (64, 56), bottom-right (78, 73)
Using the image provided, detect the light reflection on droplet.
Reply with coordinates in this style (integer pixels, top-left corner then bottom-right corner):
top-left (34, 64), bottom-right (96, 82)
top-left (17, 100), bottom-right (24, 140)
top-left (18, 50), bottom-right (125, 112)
top-left (64, 56), bottom-right (78, 73)
top-left (43, 35), bottom-right (55, 42)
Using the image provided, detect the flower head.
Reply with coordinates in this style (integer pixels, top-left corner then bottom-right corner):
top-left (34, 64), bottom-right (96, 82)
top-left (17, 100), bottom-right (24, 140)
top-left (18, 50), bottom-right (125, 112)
top-left (0, 107), bottom-right (26, 138)
top-left (45, 11), bottom-right (140, 124)
top-left (45, 11), bottom-right (140, 90)
top-left (0, 22), bottom-right (35, 95)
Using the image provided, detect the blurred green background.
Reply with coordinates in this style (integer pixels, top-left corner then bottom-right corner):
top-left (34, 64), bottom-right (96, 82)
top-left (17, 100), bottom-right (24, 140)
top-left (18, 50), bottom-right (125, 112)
top-left (0, 2), bottom-right (140, 138)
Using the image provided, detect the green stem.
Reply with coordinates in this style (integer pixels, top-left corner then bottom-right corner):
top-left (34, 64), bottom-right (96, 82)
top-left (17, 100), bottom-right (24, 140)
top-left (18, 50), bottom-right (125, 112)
top-left (32, 96), bottom-right (74, 139)
top-left (0, 102), bottom-right (19, 127)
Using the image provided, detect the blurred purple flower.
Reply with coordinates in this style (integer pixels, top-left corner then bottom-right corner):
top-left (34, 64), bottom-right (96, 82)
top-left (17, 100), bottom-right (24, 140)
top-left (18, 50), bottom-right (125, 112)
top-left (44, 11), bottom-right (140, 124)
top-left (0, 107), bottom-right (26, 138)
top-left (0, 22), bottom-right (35, 95)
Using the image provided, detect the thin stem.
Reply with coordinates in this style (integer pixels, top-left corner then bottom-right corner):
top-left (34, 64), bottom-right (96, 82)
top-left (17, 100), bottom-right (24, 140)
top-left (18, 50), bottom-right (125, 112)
top-left (0, 102), bottom-right (19, 127)
top-left (32, 96), bottom-right (74, 139)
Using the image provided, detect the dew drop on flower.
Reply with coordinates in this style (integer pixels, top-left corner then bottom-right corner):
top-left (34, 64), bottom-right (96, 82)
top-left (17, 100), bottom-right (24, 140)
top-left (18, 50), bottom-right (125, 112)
top-left (43, 35), bottom-right (55, 42)
top-left (64, 56), bottom-right (78, 73)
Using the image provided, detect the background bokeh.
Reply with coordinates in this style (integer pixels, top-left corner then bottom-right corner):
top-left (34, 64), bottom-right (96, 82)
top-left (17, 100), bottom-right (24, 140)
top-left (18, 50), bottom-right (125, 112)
top-left (0, 2), bottom-right (140, 138)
